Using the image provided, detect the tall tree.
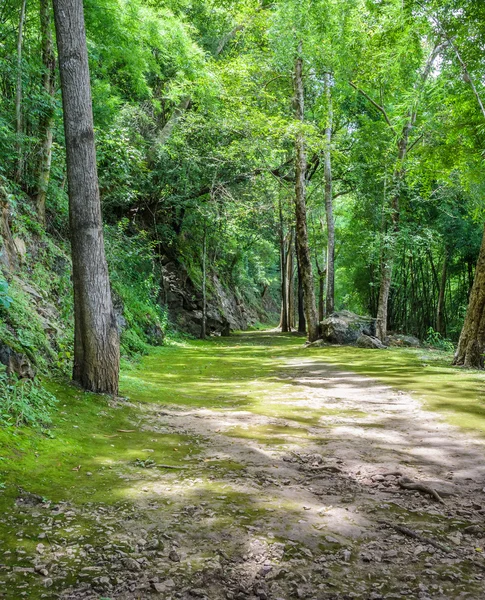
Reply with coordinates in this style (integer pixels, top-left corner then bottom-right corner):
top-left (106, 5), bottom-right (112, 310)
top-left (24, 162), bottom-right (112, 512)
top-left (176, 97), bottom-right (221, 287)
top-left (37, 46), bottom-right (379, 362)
top-left (324, 72), bottom-right (335, 316)
top-left (35, 0), bottom-right (56, 226)
top-left (351, 39), bottom-right (443, 341)
top-left (15, 0), bottom-right (26, 182)
top-left (294, 41), bottom-right (319, 341)
top-left (52, 0), bottom-right (120, 393)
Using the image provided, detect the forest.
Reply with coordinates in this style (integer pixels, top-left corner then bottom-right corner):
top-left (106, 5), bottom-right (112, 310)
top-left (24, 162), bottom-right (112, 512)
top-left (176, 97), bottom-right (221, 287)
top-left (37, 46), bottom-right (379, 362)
top-left (1, 0), bottom-right (485, 599)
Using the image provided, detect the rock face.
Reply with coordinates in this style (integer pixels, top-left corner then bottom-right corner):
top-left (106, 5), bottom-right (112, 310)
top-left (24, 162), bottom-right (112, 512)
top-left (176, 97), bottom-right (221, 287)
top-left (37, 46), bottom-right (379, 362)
top-left (388, 334), bottom-right (421, 347)
top-left (0, 344), bottom-right (36, 378)
top-left (355, 334), bottom-right (387, 349)
top-left (160, 257), bottom-right (260, 337)
top-left (320, 311), bottom-right (376, 345)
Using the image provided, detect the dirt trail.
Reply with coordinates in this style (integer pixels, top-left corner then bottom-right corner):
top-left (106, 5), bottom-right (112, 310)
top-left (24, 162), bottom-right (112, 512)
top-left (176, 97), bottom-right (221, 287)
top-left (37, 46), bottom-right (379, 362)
top-left (3, 333), bottom-right (485, 599)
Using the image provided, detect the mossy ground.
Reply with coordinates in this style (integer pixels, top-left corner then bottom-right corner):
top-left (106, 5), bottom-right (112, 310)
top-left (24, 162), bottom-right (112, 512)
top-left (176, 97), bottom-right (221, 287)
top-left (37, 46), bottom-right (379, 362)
top-left (2, 332), bottom-right (485, 509)
top-left (1, 331), bottom-right (485, 598)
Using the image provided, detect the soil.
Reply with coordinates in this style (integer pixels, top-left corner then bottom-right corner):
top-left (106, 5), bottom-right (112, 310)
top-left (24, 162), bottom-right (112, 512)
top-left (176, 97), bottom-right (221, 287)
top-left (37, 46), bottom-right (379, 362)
top-left (2, 332), bottom-right (485, 599)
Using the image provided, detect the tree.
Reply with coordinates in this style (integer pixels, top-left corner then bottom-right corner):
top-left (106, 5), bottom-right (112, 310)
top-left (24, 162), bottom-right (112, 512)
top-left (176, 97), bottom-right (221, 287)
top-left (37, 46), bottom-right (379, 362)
top-left (35, 0), bottom-right (56, 226)
top-left (294, 41), bottom-right (319, 341)
top-left (52, 0), bottom-right (120, 393)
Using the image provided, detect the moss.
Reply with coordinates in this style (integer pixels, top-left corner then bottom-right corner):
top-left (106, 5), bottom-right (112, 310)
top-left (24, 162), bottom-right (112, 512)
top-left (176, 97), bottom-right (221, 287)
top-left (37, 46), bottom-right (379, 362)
top-left (0, 380), bottom-right (200, 505)
top-left (304, 344), bottom-right (485, 436)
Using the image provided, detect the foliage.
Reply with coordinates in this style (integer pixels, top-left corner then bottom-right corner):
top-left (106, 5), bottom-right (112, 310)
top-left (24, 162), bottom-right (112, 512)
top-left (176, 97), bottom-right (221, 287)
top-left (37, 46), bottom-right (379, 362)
top-left (0, 279), bottom-right (12, 310)
top-left (0, 369), bottom-right (57, 427)
top-left (425, 327), bottom-right (456, 353)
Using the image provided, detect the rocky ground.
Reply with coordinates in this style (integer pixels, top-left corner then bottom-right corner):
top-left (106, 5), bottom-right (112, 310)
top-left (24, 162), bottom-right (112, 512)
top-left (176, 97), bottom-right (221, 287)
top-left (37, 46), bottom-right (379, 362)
top-left (2, 334), bottom-right (485, 599)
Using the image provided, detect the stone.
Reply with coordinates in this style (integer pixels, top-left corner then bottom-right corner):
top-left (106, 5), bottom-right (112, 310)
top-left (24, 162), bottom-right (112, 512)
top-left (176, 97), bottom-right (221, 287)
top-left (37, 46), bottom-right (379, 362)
top-left (168, 549), bottom-right (181, 562)
top-left (122, 558), bottom-right (142, 571)
top-left (43, 578), bottom-right (53, 588)
top-left (320, 311), bottom-right (376, 345)
top-left (388, 334), bottom-right (421, 347)
top-left (13, 238), bottom-right (27, 263)
top-left (0, 344), bottom-right (36, 379)
top-left (355, 334), bottom-right (387, 349)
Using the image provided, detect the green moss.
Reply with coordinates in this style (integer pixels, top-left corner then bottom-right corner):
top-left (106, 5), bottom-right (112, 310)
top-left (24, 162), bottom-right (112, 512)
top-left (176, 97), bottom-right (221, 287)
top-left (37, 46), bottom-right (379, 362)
top-left (0, 380), bottom-right (200, 505)
top-left (304, 344), bottom-right (485, 435)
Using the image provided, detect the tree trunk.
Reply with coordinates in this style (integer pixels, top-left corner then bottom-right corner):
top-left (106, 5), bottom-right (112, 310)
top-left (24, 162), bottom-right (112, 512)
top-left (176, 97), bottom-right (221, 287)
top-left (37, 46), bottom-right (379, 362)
top-left (372, 44), bottom-right (442, 342)
top-left (293, 43), bottom-right (319, 342)
top-left (376, 132), bottom-right (409, 342)
top-left (35, 0), bottom-right (56, 226)
top-left (324, 73), bottom-right (335, 316)
top-left (52, 0), bottom-right (120, 394)
top-left (436, 250), bottom-right (448, 336)
top-left (15, 0), bottom-right (27, 182)
top-left (297, 253), bottom-right (306, 334)
top-left (287, 229), bottom-right (295, 331)
top-left (316, 258), bottom-right (326, 323)
top-left (454, 226), bottom-right (485, 368)
top-left (279, 196), bottom-right (289, 332)
top-left (201, 224), bottom-right (207, 339)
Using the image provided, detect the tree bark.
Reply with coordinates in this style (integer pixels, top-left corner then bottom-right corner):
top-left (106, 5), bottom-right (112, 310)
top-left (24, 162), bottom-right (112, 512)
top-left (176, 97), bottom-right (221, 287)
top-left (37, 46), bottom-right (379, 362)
top-left (297, 253), bottom-right (306, 334)
top-left (35, 0), bottom-right (56, 226)
top-left (52, 0), bottom-right (120, 394)
top-left (436, 250), bottom-right (448, 336)
top-left (454, 226), bottom-right (485, 368)
top-left (279, 195), bottom-right (289, 332)
top-left (316, 255), bottom-right (326, 323)
top-left (324, 73), bottom-right (335, 316)
top-left (287, 229), bottom-right (295, 331)
top-left (354, 44), bottom-right (443, 342)
top-left (293, 43), bottom-right (319, 342)
top-left (15, 0), bottom-right (27, 182)
top-left (201, 224), bottom-right (207, 339)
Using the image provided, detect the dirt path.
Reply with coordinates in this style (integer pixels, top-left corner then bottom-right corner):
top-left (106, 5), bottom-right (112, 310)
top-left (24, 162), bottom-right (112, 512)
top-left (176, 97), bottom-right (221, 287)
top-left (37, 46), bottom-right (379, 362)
top-left (3, 333), bottom-right (485, 599)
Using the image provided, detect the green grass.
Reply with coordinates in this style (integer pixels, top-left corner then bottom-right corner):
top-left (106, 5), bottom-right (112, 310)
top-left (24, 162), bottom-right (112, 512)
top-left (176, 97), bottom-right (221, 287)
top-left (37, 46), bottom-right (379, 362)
top-left (1, 331), bottom-right (485, 513)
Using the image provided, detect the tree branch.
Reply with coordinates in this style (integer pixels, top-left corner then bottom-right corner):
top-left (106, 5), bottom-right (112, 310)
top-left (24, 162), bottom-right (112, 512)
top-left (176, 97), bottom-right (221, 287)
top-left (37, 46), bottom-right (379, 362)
top-left (349, 81), bottom-right (397, 134)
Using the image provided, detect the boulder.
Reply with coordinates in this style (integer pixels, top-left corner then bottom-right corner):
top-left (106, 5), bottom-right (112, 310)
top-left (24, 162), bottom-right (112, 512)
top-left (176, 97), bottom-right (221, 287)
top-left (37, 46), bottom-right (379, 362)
top-left (355, 334), bottom-right (387, 349)
top-left (320, 311), bottom-right (376, 345)
top-left (0, 344), bottom-right (36, 379)
top-left (388, 334), bottom-right (420, 348)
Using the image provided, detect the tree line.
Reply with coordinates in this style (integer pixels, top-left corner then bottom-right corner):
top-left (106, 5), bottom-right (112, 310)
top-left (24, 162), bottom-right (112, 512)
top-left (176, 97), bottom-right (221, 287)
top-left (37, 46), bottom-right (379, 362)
top-left (1, 0), bottom-right (485, 395)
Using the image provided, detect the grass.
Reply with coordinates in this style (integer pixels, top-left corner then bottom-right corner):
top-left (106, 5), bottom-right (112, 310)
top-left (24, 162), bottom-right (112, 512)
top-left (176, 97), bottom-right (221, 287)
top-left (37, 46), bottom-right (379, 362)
top-left (1, 331), bottom-right (485, 511)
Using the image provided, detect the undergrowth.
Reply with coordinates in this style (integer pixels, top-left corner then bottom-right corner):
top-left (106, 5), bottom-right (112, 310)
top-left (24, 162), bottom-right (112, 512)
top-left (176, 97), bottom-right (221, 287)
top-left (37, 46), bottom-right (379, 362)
top-left (0, 368), bottom-right (57, 427)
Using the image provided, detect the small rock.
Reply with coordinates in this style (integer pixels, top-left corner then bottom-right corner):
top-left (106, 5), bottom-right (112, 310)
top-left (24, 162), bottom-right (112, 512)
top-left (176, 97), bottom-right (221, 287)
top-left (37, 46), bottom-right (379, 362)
top-left (43, 578), bottom-right (53, 588)
top-left (169, 549), bottom-right (181, 562)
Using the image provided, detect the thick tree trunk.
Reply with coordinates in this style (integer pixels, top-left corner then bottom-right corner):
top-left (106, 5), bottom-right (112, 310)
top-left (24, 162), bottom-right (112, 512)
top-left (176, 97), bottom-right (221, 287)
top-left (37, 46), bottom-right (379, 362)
top-left (53, 0), bottom-right (120, 394)
top-left (436, 251), bottom-right (448, 336)
top-left (376, 257), bottom-right (394, 342)
top-left (293, 44), bottom-right (319, 342)
top-left (35, 0), bottom-right (56, 226)
top-left (454, 226), bottom-right (485, 368)
top-left (324, 73), bottom-right (335, 316)
top-left (15, 0), bottom-right (27, 182)
top-left (201, 225), bottom-right (207, 339)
